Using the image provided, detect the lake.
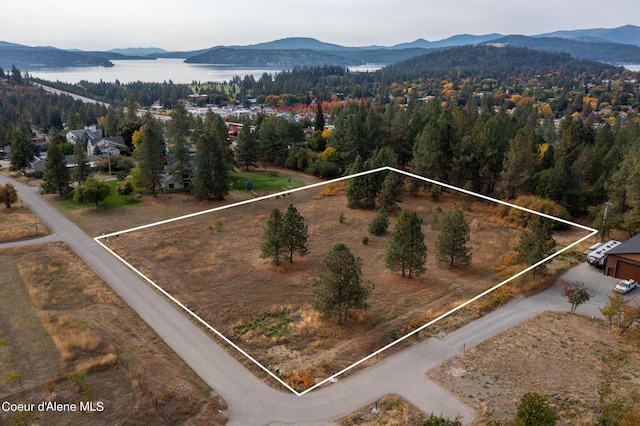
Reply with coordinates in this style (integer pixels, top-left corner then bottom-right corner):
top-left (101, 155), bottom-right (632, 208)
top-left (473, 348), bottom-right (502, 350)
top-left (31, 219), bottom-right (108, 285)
top-left (27, 58), bottom-right (381, 85)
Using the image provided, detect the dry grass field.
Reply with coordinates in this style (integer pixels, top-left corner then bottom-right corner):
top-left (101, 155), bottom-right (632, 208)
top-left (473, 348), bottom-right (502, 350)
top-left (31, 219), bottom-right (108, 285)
top-left (0, 204), bottom-right (49, 243)
top-left (430, 311), bottom-right (640, 425)
top-left (0, 243), bottom-right (226, 425)
top-left (105, 173), bottom-right (591, 389)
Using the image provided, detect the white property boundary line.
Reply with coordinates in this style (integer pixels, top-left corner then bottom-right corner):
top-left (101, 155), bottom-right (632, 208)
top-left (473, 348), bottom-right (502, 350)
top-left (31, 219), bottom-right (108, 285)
top-left (94, 166), bottom-right (598, 396)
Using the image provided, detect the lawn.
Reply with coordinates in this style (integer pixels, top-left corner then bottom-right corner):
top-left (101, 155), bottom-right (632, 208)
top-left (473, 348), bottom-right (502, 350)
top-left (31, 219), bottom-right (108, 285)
top-left (57, 179), bottom-right (142, 210)
top-left (229, 169), bottom-right (307, 192)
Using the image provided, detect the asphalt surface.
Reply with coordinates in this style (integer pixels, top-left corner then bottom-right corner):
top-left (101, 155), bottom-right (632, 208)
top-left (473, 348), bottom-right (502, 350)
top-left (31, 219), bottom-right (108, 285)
top-left (1, 174), bottom-right (621, 425)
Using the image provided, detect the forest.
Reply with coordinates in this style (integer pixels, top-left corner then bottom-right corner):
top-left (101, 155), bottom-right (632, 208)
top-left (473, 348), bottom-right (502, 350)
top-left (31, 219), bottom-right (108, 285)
top-left (1, 45), bottom-right (640, 238)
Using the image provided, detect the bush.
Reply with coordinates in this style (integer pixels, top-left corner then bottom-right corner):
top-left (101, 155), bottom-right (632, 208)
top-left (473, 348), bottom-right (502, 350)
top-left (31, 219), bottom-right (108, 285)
top-left (245, 179), bottom-right (253, 191)
top-left (306, 160), bottom-right (340, 179)
top-left (498, 195), bottom-right (570, 229)
top-left (362, 235), bottom-right (369, 245)
top-left (368, 208), bottom-right (390, 235)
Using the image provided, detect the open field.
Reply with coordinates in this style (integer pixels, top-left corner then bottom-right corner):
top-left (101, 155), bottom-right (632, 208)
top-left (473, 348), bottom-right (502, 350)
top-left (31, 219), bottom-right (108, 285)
top-left (430, 311), bottom-right (640, 425)
top-left (104, 172), bottom-right (592, 389)
top-left (0, 242), bottom-right (226, 425)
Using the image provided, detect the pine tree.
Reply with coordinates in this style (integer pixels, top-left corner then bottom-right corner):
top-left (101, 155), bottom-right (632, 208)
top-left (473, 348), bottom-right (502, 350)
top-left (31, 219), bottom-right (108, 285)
top-left (282, 204), bottom-right (309, 263)
top-left (345, 155), bottom-right (377, 210)
top-left (41, 136), bottom-right (70, 196)
top-left (71, 137), bottom-right (90, 185)
top-left (313, 243), bottom-right (369, 324)
top-left (260, 208), bottom-right (285, 265)
top-left (501, 123), bottom-right (539, 199)
top-left (377, 171), bottom-right (403, 213)
top-left (193, 111), bottom-right (229, 200)
top-left (435, 209), bottom-right (472, 267)
top-left (235, 122), bottom-right (259, 171)
top-left (386, 210), bottom-right (427, 278)
top-left (10, 127), bottom-right (33, 172)
top-left (167, 102), bottom-right (193, 191)
top-left (314, 102), bottom-right (325, 132)
top-left (368, 208), bottom-right (390, 236)
top-left (133, 115), bottom-right (165, 196)
top-left (515, 217), bottom-right (556, 272)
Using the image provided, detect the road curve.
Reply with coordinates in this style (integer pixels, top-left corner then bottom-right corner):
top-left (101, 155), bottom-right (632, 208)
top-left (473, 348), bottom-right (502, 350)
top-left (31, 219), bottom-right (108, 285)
top-left (0, 175), bottom-right (477, 424)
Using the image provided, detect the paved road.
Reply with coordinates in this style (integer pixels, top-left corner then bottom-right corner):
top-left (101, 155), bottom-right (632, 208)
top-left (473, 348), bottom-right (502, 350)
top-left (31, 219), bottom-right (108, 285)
top-left (1, 175), bottom-right (619, 425)
top-left (0, 176), bottom-right (477, 424)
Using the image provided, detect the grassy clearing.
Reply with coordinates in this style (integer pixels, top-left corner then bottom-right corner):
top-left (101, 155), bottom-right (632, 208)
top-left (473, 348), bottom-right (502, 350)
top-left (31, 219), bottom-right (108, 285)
top-left (229, 169), bottom-right (307, 192)
top-left (56, 179), bottom-right (143, 210)
top-left (0, 243), bottom-right (226, 425)
top-left (0, 204), bottom-right (50, 243)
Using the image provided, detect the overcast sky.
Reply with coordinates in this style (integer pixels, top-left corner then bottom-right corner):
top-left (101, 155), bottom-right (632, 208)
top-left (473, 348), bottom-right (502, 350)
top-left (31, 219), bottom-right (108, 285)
top-left (2, 0), bottom-right (639, 51)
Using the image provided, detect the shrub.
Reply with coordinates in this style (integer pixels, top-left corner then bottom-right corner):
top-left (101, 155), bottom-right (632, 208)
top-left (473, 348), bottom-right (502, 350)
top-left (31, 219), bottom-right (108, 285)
top-left (498, 195), bottom-right (570, 229)
top-left (245, 179), bottom-right (253, 191)
top-left (339, 212), bottom-right (345, 224)
top-left (368, 208), bottom-right (390, 235)
top-left (362, 236), bottom-right (369, 245)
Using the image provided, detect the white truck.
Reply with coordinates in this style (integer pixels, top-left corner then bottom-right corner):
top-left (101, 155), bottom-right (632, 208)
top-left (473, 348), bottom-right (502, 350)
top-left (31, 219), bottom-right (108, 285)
top-left (614, 279), bottom-right (637, 294)
top-left (586, 240), bottom-right (621, 267)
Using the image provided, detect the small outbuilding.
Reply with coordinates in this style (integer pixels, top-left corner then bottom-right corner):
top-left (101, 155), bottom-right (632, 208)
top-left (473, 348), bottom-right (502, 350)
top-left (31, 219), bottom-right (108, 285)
top-left (605, 233), bottom-right (640, 282)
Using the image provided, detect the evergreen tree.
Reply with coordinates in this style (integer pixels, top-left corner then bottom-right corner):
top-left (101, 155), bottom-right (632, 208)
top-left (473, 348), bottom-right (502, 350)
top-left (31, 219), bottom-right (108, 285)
top-left (314, 102), bottom-right (325, 132)
top-left (235, 122), bottom-right (259, 171)
top-left (345, 155), bottom-right (377, 210)
top-left (386, 210), bottom-right (427, 278)
top-left (501, 123), bottom-right (539, 199)
top-left (167, 102), bottom-right (193, 191)
top-left (133, 115), bottom-right (165, 196)
top-left (435, 208), bottom-right (472, 267)
top-left (41, 136), bottom-right (70, 196)
top-left (260, 208), bottom-right (285, 265)
top-left (193, 111), bottom-right (229, 200)
top-left (71, 137), bottom-right (90, 185)
top-left (515, 217), bottom-right (556, 272)
top-left (10, 127), bottom-right (33, 172)
top-left (313, 243), bottom-right (369, 324)
top-left (282, 204), bottom-right (309, 263)
top-left (368, 208), bottom-right (390, 236)
top-left (377, 171), bottom-right (403, 213)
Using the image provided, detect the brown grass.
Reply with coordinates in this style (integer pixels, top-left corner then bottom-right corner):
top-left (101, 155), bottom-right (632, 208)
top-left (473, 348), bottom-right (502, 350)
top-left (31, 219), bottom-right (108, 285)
top-left (337, 394), bottom-right (434, 425)
top-left (0, 204), bottom-right (49, 243)
top-left (430, 311), bottom-right (640, 425)
top-left (105, 178), bottom-right (592, 386)
top-left (0, 242), bottom-right (226, 425)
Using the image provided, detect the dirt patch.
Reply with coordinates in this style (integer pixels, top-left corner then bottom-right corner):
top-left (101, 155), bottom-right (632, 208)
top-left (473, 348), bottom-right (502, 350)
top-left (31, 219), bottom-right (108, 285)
top-left (105, 176), bottom-right (591, 388)
top-left (0, 243), bottom-right (226, 425)
top-left (336, 394), bottom-right (439, 425)
top-left (430, 311), bottom-right (640, 424)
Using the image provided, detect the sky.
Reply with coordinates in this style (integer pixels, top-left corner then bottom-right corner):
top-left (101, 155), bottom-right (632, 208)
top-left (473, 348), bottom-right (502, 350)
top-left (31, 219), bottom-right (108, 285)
top-left (2, 0), bottom-right (639, 51)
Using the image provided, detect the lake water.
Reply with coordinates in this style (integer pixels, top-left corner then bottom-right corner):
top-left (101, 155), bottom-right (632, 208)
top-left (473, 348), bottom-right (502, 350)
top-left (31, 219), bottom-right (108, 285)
top-left (28, 58), bottom-right (381, 85)
top-left (27, 58), bottom-right (638, 85)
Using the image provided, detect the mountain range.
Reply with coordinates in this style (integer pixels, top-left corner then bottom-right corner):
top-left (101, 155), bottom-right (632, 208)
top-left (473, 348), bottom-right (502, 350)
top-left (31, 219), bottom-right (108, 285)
top-left (2, 25), bottom-right (640, 71)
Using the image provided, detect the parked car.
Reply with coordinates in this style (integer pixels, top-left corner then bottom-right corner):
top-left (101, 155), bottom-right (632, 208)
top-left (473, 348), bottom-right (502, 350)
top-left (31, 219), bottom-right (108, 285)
top-left (613, 279), bottom-right (638, 294)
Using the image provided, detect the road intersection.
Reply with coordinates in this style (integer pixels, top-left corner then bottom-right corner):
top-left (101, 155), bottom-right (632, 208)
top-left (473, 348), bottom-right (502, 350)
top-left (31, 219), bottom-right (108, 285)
top-left (0, 175), bottom-right (615, 425)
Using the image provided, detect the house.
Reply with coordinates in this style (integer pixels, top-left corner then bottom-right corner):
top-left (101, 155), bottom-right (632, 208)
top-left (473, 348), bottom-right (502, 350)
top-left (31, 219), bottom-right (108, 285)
top-left (605, 234), bottom-right (640, 283)
top-left (66, 125), bottom-right (103, 145)
top-left (86, 136), bottom-right (127, 157)
top-left (0, 143), bottom-right (10, 159)
top-left (23, 156), bottom-right (46, 176)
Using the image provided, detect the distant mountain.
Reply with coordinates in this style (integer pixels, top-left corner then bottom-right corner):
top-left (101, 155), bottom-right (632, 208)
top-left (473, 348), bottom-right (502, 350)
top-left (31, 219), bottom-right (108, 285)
top-left (392, 33), bottom-right (503, 49)
top-left (537, 25), bottom-right (640, 47)
top-left (184, 47), bottom-right (362, 67)
top-left (382, 44), bottom-right (620, 80)
top-left (235, 37), bottom-right (356, 51)
top-left (108, 47), bottom-right (168, 56)
top-left (0, 42), bottom-right (113, 70)
top-left (486, 35), bottom-right (640, 64)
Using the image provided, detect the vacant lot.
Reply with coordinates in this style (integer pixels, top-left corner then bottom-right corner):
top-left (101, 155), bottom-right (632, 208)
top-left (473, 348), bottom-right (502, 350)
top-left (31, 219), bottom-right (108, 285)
top-left (0, 204), bottom-right (49, 243)
top-left (106, 173), bottom-right (589, 388)
top-left (430, 311), bottom-right (640, 425)
top-left (0, 243), bottom-right (226, 425)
